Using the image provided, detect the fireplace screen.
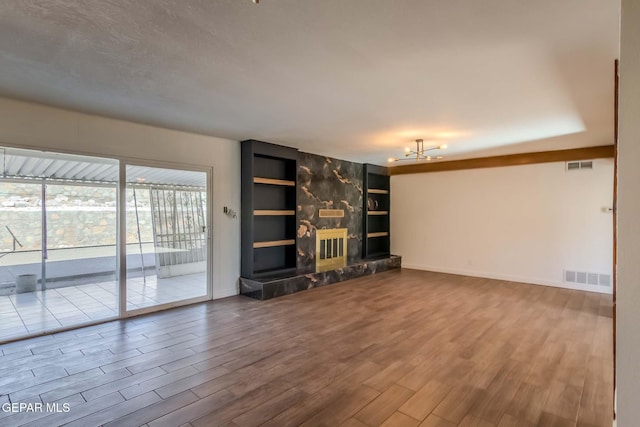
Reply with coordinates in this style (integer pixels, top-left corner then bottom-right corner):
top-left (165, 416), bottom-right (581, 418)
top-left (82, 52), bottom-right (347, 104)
top-left (316, 228), bottom-right (348, 272)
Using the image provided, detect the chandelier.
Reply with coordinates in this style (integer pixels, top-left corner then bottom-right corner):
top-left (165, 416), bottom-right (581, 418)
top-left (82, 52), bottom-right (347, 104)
top-left (388, 139), bottom-right (447, 163)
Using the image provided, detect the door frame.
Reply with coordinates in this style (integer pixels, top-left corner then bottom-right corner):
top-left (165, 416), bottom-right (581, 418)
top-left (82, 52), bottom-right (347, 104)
top-left (613, 59), bottom-right (619, 416)
top-left (119, 158), bottom-right (214, 318)
top-left (0, 142), bottom-right (216, 344)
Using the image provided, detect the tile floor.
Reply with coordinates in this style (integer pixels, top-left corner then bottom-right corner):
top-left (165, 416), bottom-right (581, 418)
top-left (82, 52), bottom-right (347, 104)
top-left (0, 270), bottom-right (613, 426)
top-left (0, 272), bottom-right (206, 342)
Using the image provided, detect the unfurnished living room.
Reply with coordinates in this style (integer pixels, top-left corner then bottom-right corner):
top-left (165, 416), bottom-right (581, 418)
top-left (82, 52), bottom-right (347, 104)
top-left (0, 1), bottom-right (639, 426)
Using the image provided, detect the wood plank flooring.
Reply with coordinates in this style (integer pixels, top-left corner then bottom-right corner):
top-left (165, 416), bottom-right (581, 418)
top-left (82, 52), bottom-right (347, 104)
top-left (0, 269), bottom-right (613, 426)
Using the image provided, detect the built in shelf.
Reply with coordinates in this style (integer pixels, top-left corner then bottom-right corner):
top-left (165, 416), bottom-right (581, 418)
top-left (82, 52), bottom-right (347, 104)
top-left (254, 210), bottom-right (296, 216)
top-left (367, 232), bottom-right (389, 238)
top-left (363, 164), bottom-right (390, 259)
top-left (242, 140), bottom-right (298, 279)
top-left (253, 177), bottom-right (296, 186)
top-left (253, 239), bottom-right (296, 249)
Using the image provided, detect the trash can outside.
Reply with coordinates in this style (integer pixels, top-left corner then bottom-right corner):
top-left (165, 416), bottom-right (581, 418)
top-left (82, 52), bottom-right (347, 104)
top-left (16, 274), bottom-right (37, 293)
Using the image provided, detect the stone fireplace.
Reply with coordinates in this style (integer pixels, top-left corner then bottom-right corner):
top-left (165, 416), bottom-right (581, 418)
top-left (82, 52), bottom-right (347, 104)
top-left (239, 141), bottom-right (401, 300)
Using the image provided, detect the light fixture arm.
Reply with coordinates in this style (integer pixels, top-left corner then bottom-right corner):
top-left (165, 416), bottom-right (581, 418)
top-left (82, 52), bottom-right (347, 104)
top-left (389, 139), bottom-right (447, 163)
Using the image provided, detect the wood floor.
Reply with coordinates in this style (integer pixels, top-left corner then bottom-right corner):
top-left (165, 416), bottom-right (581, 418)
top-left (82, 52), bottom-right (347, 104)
top-left (0, 269), bottom-right (613, 427)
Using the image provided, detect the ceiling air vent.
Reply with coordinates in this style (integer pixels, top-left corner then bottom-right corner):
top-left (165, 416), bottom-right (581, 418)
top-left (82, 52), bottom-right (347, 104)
top-left (566, 161), bottom-right (593, 171)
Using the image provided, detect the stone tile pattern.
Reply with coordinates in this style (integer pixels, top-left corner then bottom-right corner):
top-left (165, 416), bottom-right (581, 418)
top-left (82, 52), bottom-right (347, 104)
top-left (297, 152), bottom-right (364, 270)
top-left (240, 255), bottom-right (401, 300)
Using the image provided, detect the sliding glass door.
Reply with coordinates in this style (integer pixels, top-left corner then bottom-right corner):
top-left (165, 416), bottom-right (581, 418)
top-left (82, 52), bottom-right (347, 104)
top-left (0, 148), bottom-right (119, 341)
top-left (0, 146), bottom-right (212, 342)
top-left (125, 164), bottom-right (210, 312)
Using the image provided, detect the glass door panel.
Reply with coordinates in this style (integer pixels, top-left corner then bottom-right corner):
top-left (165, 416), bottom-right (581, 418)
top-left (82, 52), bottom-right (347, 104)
top-left (125, 165), bottom-right (209, 311)
top-left (45, 183), bottom-right (118, 324)
top-left (0, 182), bottom-right (45, 339)
top-left (0, 147), bottom-right (119, 342)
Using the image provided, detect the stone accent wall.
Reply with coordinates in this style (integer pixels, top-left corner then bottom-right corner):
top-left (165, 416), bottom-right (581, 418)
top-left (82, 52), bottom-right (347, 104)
top-left (0, 182), bottom-right (154, 251)
top-left (297, 153), bottom-right (363, 270)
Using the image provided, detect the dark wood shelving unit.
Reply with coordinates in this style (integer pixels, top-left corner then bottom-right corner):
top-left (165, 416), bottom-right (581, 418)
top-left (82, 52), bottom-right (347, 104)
top-left (241, 140), bottom-right (298, 278)
top-left (362, 164), bottom-right (391, 258)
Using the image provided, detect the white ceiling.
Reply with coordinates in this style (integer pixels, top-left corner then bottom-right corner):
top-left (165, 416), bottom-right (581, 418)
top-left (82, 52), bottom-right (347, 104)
top-left (0, 0), bottom-right (619, 165)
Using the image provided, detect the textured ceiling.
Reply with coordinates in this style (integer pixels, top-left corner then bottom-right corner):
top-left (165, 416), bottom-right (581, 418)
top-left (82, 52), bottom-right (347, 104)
top-left (0, 0), bottom-right (619, 165)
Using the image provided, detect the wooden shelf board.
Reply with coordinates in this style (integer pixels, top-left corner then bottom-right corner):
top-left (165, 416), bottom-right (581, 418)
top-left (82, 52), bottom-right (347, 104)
top-left (367, 232), bottom-right (389, 238)
top-left (254, 210), bottom-right (295, 216)
top-left (368, 189), bottom-right (389, 194)
top-left (254, 177), bottom-right (296, 186)
top-left (253, 239), bottom-right (296, 249)
top-left (367, 211), bottom-right (389, 216)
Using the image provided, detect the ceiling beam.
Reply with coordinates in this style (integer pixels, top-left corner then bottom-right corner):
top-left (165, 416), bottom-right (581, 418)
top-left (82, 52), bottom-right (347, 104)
top-left (388, 145), bottom-right (614, 176)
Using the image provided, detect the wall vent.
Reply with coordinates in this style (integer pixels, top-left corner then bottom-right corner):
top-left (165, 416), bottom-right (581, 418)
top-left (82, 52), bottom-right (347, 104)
top-left (576, 271), bottom-right (587, 284)
top-left (565, 270), bottom-right (576, 282)
top-left (567, 161), bottom-right (581, 170)
top-left (566, 161), bottom-right (594, 171)
top-left (564, 270), bottom-right (611, 287)
top-left (580, 161), bottom-right (593, 169)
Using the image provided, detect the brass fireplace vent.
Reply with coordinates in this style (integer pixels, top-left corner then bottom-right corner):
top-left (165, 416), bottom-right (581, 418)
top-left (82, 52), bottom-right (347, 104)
top-left (316, 228), bottom-right (347, 272)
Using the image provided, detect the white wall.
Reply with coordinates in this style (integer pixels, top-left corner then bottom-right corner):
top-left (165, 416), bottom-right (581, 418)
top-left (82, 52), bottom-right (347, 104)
top-left (391, 160), bottom-right (614, 293)
top-left (0, 97), bottom-right (240, 299)
top-left (616, 0), bottom-right (640, 424)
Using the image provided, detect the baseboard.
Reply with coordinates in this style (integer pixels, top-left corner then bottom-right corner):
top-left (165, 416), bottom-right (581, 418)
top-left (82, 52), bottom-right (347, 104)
top-left (211, 287), bottom-right (238, 299)
top-left (402, 263), bottom-right (613, 294)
